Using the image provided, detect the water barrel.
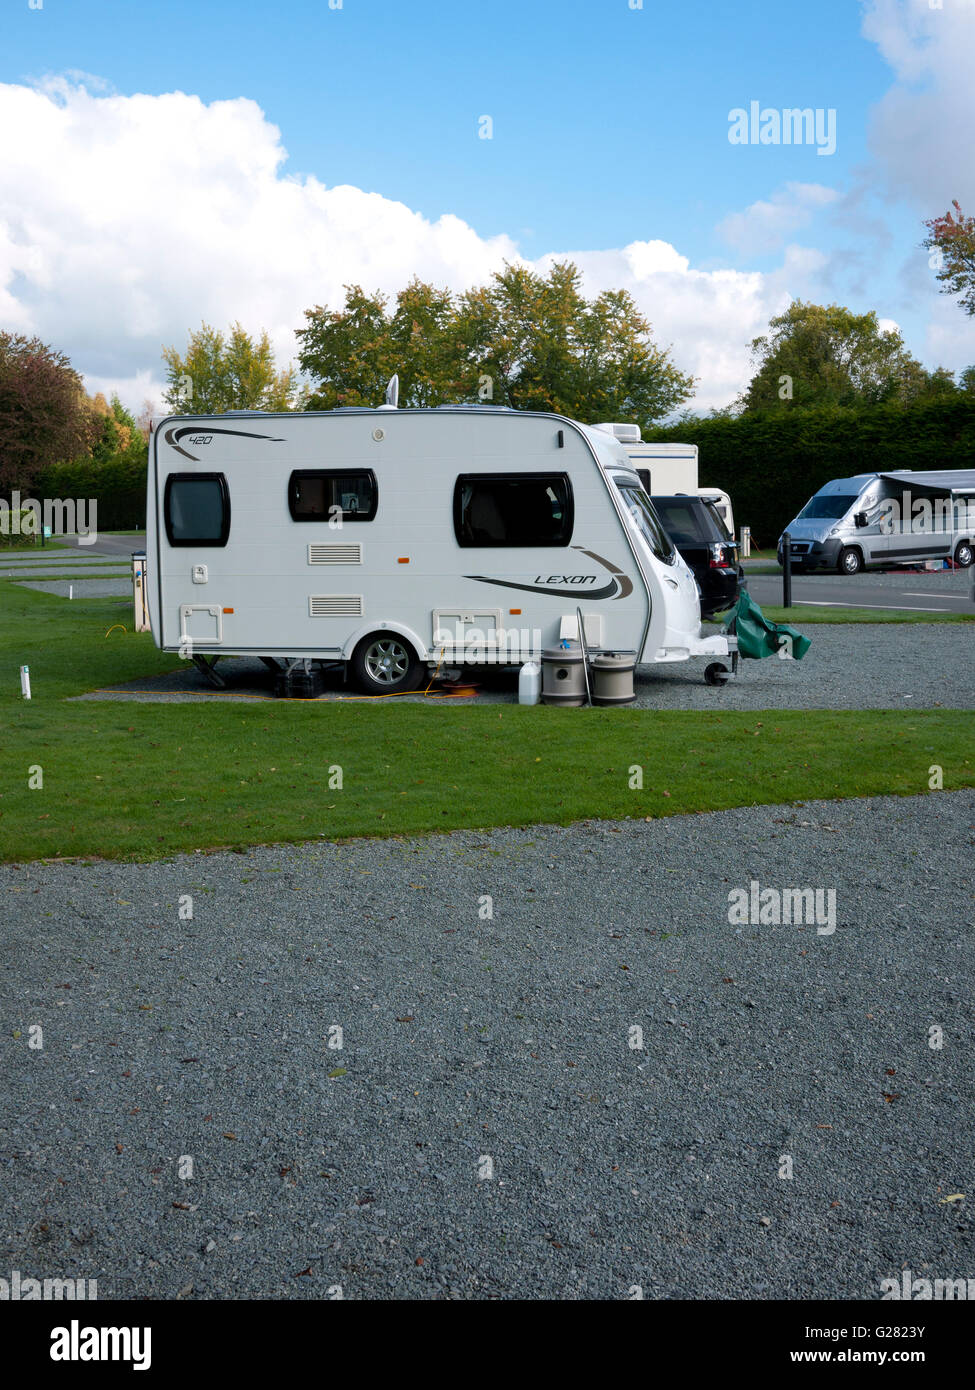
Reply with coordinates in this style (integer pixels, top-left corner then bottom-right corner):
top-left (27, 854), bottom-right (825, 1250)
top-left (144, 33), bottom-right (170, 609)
top-left (541, 645), bottom-right (587, 707)
top-left (591, 651), bottom-right (637, 706)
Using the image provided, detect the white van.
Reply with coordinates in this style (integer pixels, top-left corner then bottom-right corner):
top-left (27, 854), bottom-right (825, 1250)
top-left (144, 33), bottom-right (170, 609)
top-left (145, 404), bottom-right (734, 693)
top-left (779, 470), bottom-right (975, 575)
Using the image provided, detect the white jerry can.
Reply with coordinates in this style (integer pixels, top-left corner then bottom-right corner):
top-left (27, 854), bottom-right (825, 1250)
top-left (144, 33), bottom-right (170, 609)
top-left (518, 660), bottom-right (541, 706)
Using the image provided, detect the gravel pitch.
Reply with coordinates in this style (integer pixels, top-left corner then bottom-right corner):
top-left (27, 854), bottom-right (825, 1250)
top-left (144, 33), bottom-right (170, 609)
top-left (73, 622), bottom-right (975, 709)
top-left (12, 579), bottom-right (132, 598)
top-left (0, 553), bottom-right (121, 567)
top-left (1, 567), bottom-right (129, 579)
top-left (1, 790), bottom-right (972, 1300)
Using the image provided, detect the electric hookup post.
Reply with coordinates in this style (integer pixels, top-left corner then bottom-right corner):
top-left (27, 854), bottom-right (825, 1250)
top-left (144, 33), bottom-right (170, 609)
top-left (782, 530), bottom-right (792, 609)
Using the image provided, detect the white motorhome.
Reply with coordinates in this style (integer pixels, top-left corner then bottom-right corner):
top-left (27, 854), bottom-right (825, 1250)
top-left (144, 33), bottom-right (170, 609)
top-left (593, 424), bottom-right (735, 536)
top-left (779, 470), bottom-right (975, 574)
top-left (145, 403), bottom-right (734, 694)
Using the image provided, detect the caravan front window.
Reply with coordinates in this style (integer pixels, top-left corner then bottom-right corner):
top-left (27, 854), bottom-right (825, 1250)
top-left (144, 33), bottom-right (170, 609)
top-left (453, 473), bottom-right (573, 547)
top-left (164, 473), bottom-right (230, 547)
top-left (289, 470), bottom-right (377, 522)
top-left (615, 482), bottom-right (676, 564)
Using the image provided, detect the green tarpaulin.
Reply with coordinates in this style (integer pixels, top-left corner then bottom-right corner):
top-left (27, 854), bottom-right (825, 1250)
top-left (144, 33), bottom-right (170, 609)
top-left (724, 589), bottom-right (812, 661)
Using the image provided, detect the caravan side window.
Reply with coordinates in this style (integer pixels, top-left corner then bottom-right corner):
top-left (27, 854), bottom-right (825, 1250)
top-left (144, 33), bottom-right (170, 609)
top-left (289, 469), bottom-right (377, 522)
top-left (454, 473), bottom-right (573, 547)
top-left (164, 473), bottom-right (230, 547)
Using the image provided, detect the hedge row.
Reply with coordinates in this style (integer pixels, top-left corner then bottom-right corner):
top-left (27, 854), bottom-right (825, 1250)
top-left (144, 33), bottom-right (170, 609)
top-left (31, 452), bottom-right (147, 533)
top-left (644, 398), bottom-right (975, 547)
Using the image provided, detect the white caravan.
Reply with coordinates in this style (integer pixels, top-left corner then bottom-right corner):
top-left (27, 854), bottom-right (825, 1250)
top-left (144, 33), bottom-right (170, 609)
top-left (145, 404), bottom-right (734, 694)
top-left (593, 424), bottom-right (735, 536)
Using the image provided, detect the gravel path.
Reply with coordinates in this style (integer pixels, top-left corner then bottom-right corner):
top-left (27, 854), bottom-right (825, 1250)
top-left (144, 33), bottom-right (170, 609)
top-left (2, 790), bottom-right (972, 1300)
top-left (12, 578), bottom-right (132, 598)
top-left (1, 566), bottom-right (128, 578)
top-left (2, 550), bottom-right (132, 597)
top-left (73, 622), bottom-right (975, 709)
top-left (0, 552), bottom-right (120, 567)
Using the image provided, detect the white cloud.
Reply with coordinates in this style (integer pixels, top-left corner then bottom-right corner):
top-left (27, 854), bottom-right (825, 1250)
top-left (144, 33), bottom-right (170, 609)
top-left (0, 78), bottom-right (521, 410)
top-left (923, 295), bottom-right (975, 372)
top-left (0, 77), bottom-right (810, 418)
top-left (717, 183), bottom-right (840, 255)
top-left (862, 0), bottom-right (975, 208)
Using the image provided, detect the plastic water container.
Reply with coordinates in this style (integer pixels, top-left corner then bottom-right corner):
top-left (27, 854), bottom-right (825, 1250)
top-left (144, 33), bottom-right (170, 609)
top-left (518, 660), bottom-right (541, 706)
top-left (591, 651), bottom-right (637, 706)
top-left (540, 644), bottom-right (587, 706)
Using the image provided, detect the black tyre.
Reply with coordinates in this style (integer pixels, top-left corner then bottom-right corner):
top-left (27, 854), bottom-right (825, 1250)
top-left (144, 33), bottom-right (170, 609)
top-left (838, 547), bottom-right (862, 575)
top-left (704, 662), bottom-right (729, 686)
top-left (351, 632), bottom-right (423, 695)
top-left (954, 540), bottom-right (973, 568)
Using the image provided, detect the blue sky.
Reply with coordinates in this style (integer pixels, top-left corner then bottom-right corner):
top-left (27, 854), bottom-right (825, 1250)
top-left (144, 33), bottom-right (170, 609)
top-left (1, 0), bottom-right (971, 414)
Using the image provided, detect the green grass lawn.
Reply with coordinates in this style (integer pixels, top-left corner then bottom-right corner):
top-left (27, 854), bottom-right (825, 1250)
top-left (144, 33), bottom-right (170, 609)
top-left (0, 541), bottom-right (75, 554)
top-left (730, 604), bottom-right (974, 625)
top-left (1, 584), bottom-right (972, 863)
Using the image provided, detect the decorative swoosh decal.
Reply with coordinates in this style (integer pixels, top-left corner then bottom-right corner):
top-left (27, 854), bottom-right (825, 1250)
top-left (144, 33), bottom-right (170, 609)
top-left (164, 425), bottom-right (286, 461)
top-left (572, 547), bottom-right (633, 600)
top-left (466, 574), bottom-right (622, 600)
top-left (465, 547), bottom-right (633, 601)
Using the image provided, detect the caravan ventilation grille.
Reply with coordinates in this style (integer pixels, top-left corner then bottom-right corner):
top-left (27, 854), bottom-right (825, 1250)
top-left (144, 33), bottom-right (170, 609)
top-left (309, 594), bottom-right (364, 617)
top-left (308, 543), bottom-right (362, 565)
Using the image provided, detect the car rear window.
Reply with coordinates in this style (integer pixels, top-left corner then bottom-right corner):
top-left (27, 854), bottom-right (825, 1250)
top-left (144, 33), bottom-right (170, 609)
top-left (701, 498), bottom-right (733, 541)
top-left (651, 498), bottom-right (724, 546)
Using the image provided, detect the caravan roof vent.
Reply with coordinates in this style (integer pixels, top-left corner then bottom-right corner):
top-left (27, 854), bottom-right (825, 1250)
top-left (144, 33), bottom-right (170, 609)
top-left (594, 422), bottom-right (642, 444)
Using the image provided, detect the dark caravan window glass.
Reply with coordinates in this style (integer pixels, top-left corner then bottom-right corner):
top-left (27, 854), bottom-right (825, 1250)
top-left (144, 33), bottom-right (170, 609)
top-left (289, 469), bottom-right (377, 522)
top-left (164, 473), bottom-right (230, 547)
top-left (615, 483), bottom-right (676, 564)
top-left (453, 473), bottom-right (573, 547)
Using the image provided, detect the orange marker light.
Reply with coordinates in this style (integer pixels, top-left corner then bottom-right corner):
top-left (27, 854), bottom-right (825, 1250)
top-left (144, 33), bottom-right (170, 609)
top-left (398, 557), bottom-right (410, 564)
top-left (222, 607), bottom-right (234, 614)
top-left (509, 608), bottom-right (522, 615)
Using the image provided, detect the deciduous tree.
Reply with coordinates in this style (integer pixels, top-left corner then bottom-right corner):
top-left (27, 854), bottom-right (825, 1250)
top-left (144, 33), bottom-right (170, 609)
top-left (162, 322), bottom-right (299, 414)
top-left (923, 201), bottom-right (975, 316)
top-left (740, 300), bottom-right (944, 412)
top-left (0, 333), bottom-right (96, 490)
top-left (297, 262), bottom-right (695, 423)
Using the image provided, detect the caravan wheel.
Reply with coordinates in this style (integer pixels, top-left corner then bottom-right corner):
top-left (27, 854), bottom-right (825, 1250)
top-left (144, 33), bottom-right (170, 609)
top-left (954, 541), bottom-right (973, 568)
top-left (351, 633), bottom-right (423, 696)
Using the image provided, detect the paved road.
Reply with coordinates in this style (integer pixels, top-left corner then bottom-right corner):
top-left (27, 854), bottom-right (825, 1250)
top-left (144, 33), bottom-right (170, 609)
top-left (1, 792), bottom-right (972, 1299)
top-left (747, 564), bottom-right (974, 615)
top-left (54, 532), bottom-right (146, 557)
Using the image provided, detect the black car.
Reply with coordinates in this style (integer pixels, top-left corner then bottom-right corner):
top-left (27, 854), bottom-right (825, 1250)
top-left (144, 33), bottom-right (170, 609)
top-left (650, 495), bottom-right (742, 619)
